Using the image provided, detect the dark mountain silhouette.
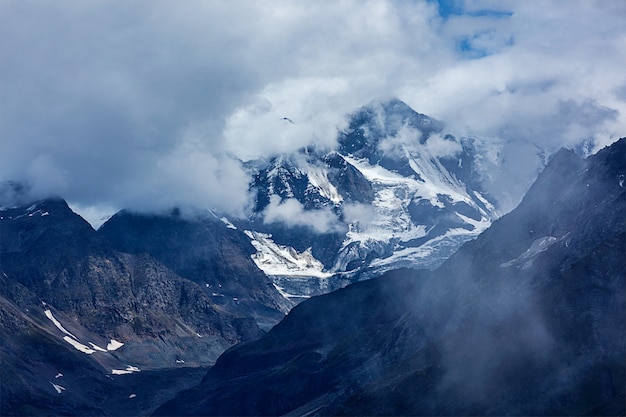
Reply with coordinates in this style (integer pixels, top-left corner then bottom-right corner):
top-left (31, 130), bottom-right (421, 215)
top-left (0, 200), bottom-right (287, 415)
top-left (98, 210), bottom-right (292, 330)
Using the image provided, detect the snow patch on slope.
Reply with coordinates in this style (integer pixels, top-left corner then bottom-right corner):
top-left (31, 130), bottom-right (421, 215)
top-left (303, 164), bottom-right (343, 204)
top-left (370, 218), bottom-right (491, 270)
top-left (63, 336), bottom-right (97, 354)
top-left (112, 366), bottom-right (141, 375)
top-left (342, 154), bottom-right (489, 247)
top-left (44, 307), bottom-right (125, 355)
top-left (107, 339), bottom-right (124, 351)
top-left (245, 230), bottom-right (331, 278)
top-left (500, 236), bottom-right (558, 269)
top-left (51, 382), bottom-right (66, 394)
top-left (44, 309), bottom-right (78, 340)
top-left (220, 217), bottom-right (237, 229)
top-left (272, 282), bottom-right (312, 300)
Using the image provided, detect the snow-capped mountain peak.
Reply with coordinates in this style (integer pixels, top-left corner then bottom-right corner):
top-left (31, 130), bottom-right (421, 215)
top-left (241, 99), bottom-right (500, 300)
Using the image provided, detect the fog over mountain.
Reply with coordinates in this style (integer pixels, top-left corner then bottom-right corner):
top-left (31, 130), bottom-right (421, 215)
top-left (1, 1), bottom-right (625, 220)
top-left (0, 2), bottom-right (624, 416)
top-left (155, 137), bottom-right (625, 417)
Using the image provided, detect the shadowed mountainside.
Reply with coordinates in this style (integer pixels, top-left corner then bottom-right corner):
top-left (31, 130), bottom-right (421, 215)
top-left (155, 138), bottom-right (625, 416)
top-left (0, 200), bottom-right (288, 415)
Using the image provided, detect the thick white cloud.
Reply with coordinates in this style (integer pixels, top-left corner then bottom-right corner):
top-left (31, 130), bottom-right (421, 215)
top-left (263, 196), bottom-right (343, 234)
top-left (343, 203), bottom-right (378, 228)
top-left (0, 0), bottom-right (624, 219)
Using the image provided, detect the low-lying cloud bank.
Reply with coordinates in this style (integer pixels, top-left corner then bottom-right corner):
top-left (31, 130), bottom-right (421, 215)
top-left (0, 0), bottom-right (624, 224)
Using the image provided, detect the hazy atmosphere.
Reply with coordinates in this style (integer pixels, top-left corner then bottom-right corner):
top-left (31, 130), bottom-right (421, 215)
top-left (1, 0), bottom-right (625, 224)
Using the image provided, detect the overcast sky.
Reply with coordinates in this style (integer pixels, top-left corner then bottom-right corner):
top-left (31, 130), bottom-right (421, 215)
top-left (1, 0), bottom-right (625, 224)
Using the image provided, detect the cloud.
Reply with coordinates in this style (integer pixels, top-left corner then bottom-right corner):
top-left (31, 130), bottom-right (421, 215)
top-left (25, 155), bottom-right (70, 198)
top-left (377, 124), bottom-right (423, 159)
top-left (223, 78), bottom-right (352, 161)
top-left (343, 203), bottom-right (378, 228)
top-left (263, 196), bottom-right (343, 234)
top-left (0, 0), bottom-right (624, 220)
top-left (405, 1), bottom-right (626, 149)
top-left (424, 134), bottom-right (464, 159)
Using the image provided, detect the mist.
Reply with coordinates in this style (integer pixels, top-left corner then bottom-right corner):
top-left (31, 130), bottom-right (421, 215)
top-left (1, 0), bottom-right (625, 224)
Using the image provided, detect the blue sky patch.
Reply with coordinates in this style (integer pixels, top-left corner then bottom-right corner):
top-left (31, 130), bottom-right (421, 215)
top-left (430, 0), bottom-right (513, 20)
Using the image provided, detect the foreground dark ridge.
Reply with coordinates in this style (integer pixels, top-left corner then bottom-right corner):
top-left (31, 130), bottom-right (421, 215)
top-left (155, 138), bottom-right (625, 416)
top-left (0, 200), bottom-right (289, 415)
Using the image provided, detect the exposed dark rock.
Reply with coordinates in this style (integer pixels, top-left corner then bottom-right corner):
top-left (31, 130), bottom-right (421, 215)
top-left (98, 210), bottom-right (291, 329)
top-left (0, 199), bottom-right (289, 415)
top-left (242, 99), bottom-right (499, 299)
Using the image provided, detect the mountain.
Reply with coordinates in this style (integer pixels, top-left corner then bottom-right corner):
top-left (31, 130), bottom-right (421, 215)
top-left (0, 200), bottom-right (286, 415)
top-left (239, 98), bottom-right (498, 299)
top-left (98, 209), bottom-right (292, 330)
top-left (155, 138), bottom-right (625, 416)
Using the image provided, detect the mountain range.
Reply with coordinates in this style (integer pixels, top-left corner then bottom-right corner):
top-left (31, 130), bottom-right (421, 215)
top-left (0, 99), bottom-right (623, 416)
top-left (0, 200), bottom-right (289, 415)
top-left (236, 98), bottom-right (500, 299)
top-left (156, 137), bottom-right (625, 416)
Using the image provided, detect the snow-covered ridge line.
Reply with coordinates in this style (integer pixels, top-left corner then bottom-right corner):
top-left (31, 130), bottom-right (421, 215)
top-left (343, 153), bottom-right (478, 210)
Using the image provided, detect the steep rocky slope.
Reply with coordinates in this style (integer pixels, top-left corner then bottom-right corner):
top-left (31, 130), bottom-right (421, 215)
top-left (239, 98), bottom-right (499, 299)
top-left (98, 210), bottom-right (292, 330)
top-left (156, 138), bottom-right (625, 416)
top-left (0, 199), bottom-right (285, 415)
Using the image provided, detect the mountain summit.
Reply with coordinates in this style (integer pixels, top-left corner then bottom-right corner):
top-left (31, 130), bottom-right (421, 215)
top-left (240, 99), bottom-right (498, 299)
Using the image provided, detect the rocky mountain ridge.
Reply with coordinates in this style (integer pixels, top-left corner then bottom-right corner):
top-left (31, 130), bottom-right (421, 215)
top-left (156, 137), bottom-right (625, 416)
top-left (238, 98), bottom-right (499, 299)
top-left (0, 199), bottom-right (289, 415)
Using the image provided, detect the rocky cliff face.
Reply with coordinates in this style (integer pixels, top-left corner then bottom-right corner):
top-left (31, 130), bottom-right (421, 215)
top-left (156, 138), bottom-right (625, 416)
top-left (0, 199), bottom-right (287, 415)
top-left (239, 98), bottom-right (499, 299)
top-left (98, 209), bottom-right (292, 329)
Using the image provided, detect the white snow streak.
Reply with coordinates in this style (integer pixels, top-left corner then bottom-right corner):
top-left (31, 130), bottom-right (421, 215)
top-left (44, 309), bottom-right (78, 340)
top-left (272, 282), bottom-right (312, 300)
top-left (45, 308), bottom-right (125, 354)
top-left (112, 366), bottom-right (141, 375)
top-left (304, 165), bottom-right (343, 204)
top-left (220, 217), bottom-right (237, 229)
top-left (500, 236), bottom-right (558, 269)
top-left (89, 342), bottom-right (108, 352)
top-left (51, 383), bottom-right (66, 394)
top-left (473, 191), bottom-right (496, 213)
top-left (63, 336), bottom-right (96, 354)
